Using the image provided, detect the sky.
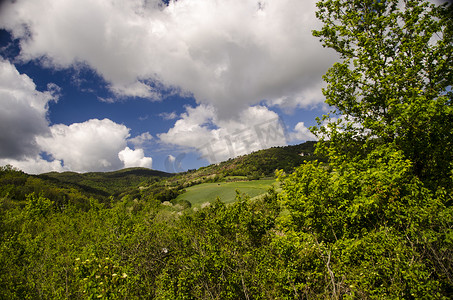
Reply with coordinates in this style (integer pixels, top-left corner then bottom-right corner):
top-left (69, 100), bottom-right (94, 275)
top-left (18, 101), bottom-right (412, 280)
top-left (0, 0), bottom-right (445, 174)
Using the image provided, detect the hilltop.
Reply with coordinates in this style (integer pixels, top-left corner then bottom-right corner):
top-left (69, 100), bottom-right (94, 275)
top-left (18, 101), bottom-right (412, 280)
top-left (0, 141), bottom-right (319, 208)
top-left (38, 167), bottom-right (173, 196)
top-left (166, 140), bottom-right (318, 184)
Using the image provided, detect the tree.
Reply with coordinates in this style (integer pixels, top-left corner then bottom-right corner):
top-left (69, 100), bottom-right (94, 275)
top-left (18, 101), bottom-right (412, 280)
top-left (278, 149), bottom-right (452, 297)
top-left (312, 0), bottom-right (453, 189)
top-left (275, 1), bottom-right (453, 297)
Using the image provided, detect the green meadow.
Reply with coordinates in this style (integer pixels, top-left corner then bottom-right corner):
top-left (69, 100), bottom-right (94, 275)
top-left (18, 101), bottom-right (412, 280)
top-left (175, 179), bottom-right (276, 206)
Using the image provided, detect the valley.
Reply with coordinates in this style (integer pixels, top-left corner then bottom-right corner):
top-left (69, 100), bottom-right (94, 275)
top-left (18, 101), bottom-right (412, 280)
top-left (174, 178), bottom-right (277, 207)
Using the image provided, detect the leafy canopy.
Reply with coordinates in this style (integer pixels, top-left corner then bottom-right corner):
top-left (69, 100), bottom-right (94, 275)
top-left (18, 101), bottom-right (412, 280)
top-left (312, 0), bottom-right (453, 188)
top-left (276, 1), bottom-right (453, 297)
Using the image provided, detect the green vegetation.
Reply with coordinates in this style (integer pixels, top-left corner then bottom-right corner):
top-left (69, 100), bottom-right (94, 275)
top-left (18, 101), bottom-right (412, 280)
top-left (39, 168), bottom-right (173, 195)
top-left (280, 0), bottom-right (453, 297)
top-left (312, 0), bottom-right (453, 189)
top-left (1, 0), bottom-right (452, 298)
top-left (166, 140), bottom-right (318, 183)
top-left (175, 179), bottom-right (276, 207)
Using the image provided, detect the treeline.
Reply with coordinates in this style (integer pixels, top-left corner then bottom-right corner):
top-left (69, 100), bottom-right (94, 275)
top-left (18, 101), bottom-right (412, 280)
top-left (198, 141), bottom-right (319, 178)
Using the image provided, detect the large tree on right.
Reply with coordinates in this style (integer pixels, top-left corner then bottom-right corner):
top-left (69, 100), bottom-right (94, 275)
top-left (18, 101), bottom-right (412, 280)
top-left (278, 1), bottom-right (453, 297)
top-left (312, 0), bottom-right (452, 189)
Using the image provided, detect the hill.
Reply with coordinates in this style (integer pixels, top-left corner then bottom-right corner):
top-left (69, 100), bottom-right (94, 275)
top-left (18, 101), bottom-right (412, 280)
top-left (0, 141), bottom-right (318, 209)
top-left (165, 141), bottom-right (318, 185)
top-left (204, 140), bottom-right (317, 177)
top-left (38, 167), bottom-right (173, 195)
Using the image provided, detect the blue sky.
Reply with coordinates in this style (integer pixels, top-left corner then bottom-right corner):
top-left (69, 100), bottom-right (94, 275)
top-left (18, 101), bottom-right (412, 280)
top-left (0, 0), bottom-right (338, 174)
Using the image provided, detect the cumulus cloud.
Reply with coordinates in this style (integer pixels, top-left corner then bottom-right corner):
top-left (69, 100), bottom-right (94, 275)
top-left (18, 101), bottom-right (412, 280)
top-left (290, 122), bottom-right (317, 142)
top-left (0, 156), bottom-right (64, 174)
top-left (118, 147), bottom-right (153, 169)
top-left (1, 118), bottom-right (154, 173)
top-left (0, 59), bottom-right (155, 173)
top-left (0, 59), bottom-right (59, 159)
top-left (159, 104), bottom-right (288, 163)
top-left (0, 0), bottom-right (336, 117)
top-left (159, 105), bottom-right (216, 149)
top-left (128, 132), bottom-right (153, 147)
top-left (36, 119), bottom-right (131, 172)
top-left (164, 153), bottom-right (186, 173)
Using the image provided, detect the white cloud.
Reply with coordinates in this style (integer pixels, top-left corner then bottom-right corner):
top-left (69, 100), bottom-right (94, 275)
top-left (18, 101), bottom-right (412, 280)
top-left (159, 111), bottom-right (178, 120)
top-left (159, 105), bottom-right (216, 149)
top-left (0, 59), bottom-right (58, 159)
top-left (0, 0), bottom-right (336, 117)
top-left (128, 132), bottom-right (153, 147)
top-left (36, 118), bottom-right (131, 172)
top-left (2, 118), bottom-right (155, 173)
top-left (290, 122), bottom-right (317, 142)
top-left (0, 59), bottom-right (155, 174)
top-left (118, 147), bottom-right (153, 169)
top-left (167, 154), bottom-right (176, 164)
top-left (159, 104), bottom-right (287, 163)
top-left (0, 156), bottom-right (65, 175)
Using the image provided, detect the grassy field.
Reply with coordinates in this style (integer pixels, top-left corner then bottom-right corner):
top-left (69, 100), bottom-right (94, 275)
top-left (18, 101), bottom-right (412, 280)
top-left (175, 179), bottom-right (276, 207)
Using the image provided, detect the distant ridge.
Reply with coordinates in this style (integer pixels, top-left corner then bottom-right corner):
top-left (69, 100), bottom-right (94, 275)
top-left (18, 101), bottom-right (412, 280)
top-left (42, 167), bottom-right (172, 178)
top-left (37, 141), bottom-right (319, 192)
top-left (172, 141), bottom-right (319, 182)
top-left (0, 142), bottom-right (318, 205)
top-left (38, 167), bottom-right (173, 196)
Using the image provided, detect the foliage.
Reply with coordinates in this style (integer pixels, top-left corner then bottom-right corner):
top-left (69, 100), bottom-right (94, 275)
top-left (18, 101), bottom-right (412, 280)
top-left (260, 0), bottom-right (453, 297)
top-left (154, 191), bottom-right (284, 299)
top-left (312, 0), bottom-right (453, 189)
top-left (0, 151), bottom-right (452, 298)
top-left (0, 184), bottom-right (285, 299)
top-left (23, 193), bottom-right (54, 219)
top-left (278, 144), bottom-right (453, 298)
top-left (74, 255), bottom-right (129, 299)
top-left (39, 167), bottom-right (172, 200)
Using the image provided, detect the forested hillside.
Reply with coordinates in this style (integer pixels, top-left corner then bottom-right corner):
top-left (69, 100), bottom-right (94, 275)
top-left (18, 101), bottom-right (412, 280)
top-left (199, 141), bottom-right (318, 178)
top-left (39, 168), bottom-right (173, 195)
top-left (1, 0), bottom-right (452, 299)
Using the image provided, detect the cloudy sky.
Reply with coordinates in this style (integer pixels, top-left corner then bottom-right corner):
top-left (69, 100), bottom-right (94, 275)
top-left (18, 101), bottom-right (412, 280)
top-left (0, 0), bottom-right (370, 173)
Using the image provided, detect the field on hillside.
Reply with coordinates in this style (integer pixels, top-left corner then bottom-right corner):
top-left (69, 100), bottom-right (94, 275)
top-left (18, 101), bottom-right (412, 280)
top-left (175, 179), bottom-right (276, 206)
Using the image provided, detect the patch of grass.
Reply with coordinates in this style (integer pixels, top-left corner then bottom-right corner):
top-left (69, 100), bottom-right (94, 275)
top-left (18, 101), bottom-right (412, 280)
top-left (176, 179), bottom-right (276, 207)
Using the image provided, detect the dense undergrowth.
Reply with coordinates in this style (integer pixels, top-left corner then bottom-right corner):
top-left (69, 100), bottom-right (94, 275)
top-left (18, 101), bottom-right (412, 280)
top-left (0, 147), bottom-right (452, 299)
